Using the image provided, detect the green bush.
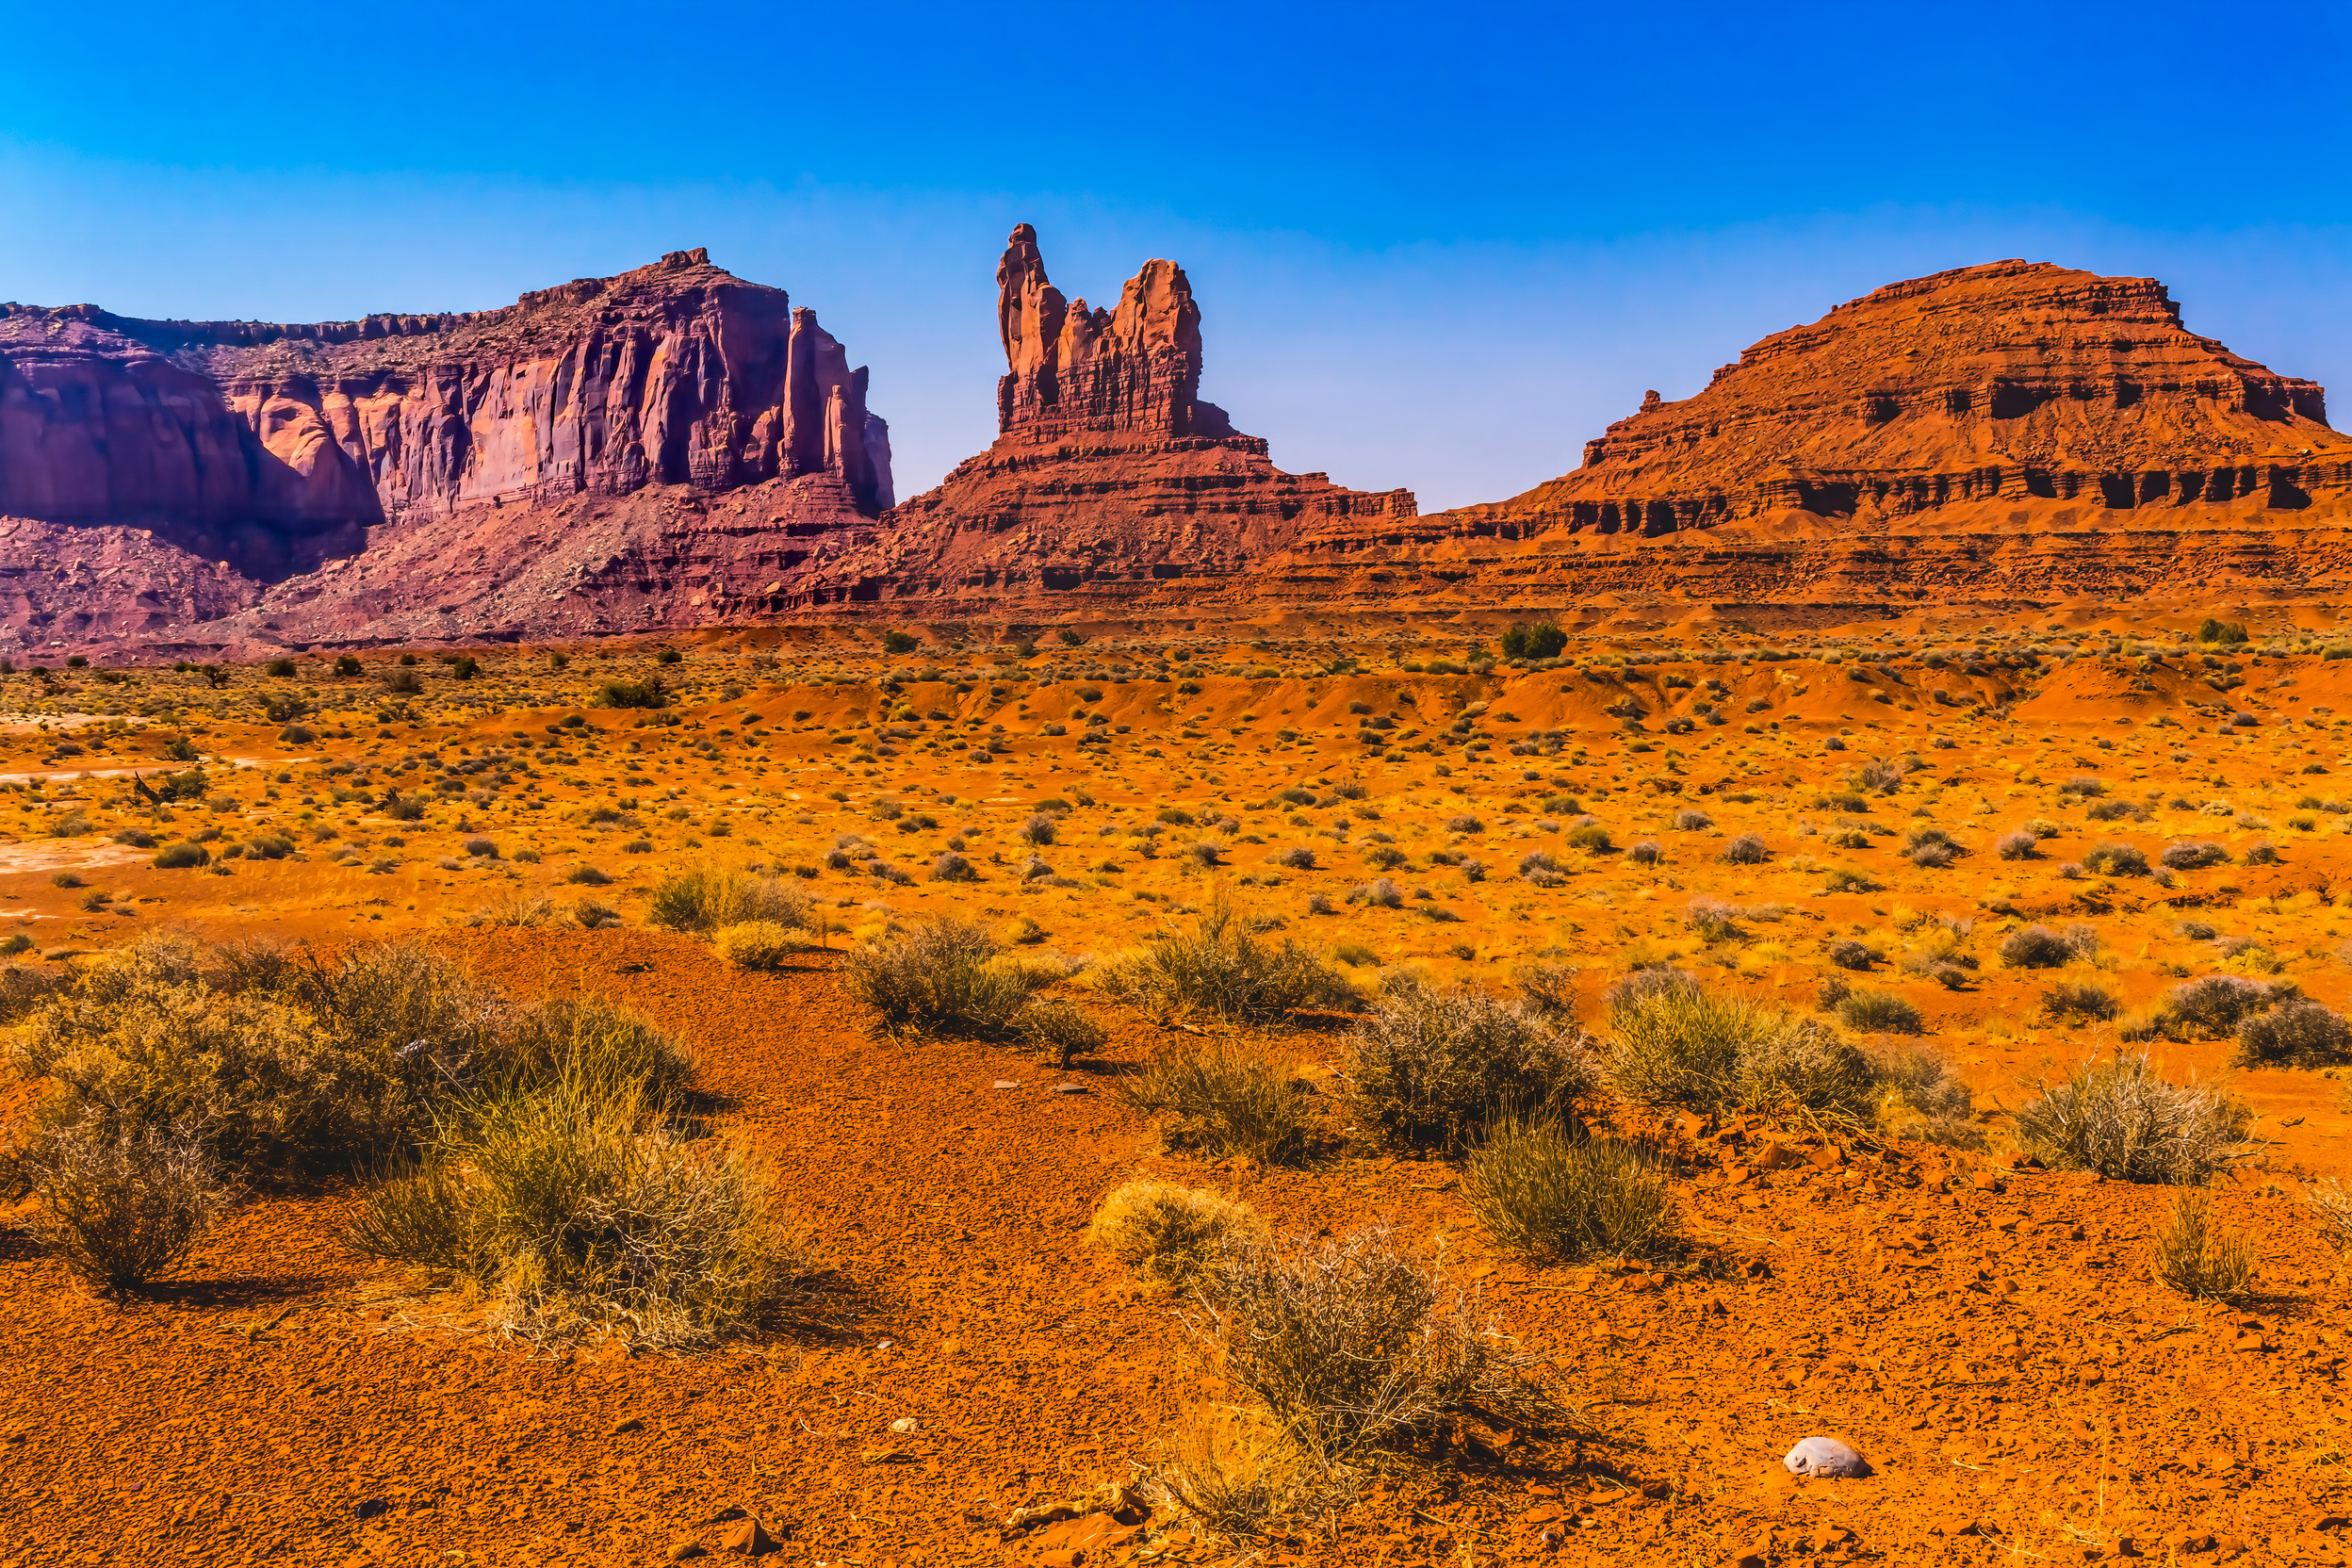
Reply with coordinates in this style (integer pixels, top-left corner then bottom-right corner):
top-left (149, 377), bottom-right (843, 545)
top-left (645, 867), bottom-right (807, 933)
top-left (592, 678), bottom-right (667, 710)
top-left (353, 1063), bottom-right (805, 1348)
top-left (842, 919), bottom-right (1030, 1037)
top-left (1095, 897), bottom-right (1354, 1024)
top-left (1499, 622), bottom-right (1568, 661)
top-left (1344, 976), bottom-right (1596, 1149)
top-left (1117, 1037), bottom-right (1313, 1164)
top-left (1604, 970), bottom-right (1876, 1119)
top-left (1462, 1110), bottom-right (1674, 1261)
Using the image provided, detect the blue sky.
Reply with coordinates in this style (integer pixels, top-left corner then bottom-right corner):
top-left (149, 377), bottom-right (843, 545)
top-left (5, 1), bottom-right (2347, 509)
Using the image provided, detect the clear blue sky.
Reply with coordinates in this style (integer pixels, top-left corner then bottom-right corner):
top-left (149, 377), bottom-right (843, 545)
top-left (5, 1), bottom-right (2347, 509)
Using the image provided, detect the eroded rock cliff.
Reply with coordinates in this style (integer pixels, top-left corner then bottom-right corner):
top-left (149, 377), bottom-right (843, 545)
top-left (825, 225), bottom-right (1413, 611)
top-left (0, 250), bottom-right (890, 649)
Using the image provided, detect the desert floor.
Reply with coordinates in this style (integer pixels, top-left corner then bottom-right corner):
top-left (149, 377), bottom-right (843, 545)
top-left (4, 612), bottom-right (2352, 1566)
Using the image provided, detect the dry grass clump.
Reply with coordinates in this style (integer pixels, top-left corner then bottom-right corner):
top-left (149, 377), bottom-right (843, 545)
top-left (1140, 1409), bottom-right (1333, 1544)
top-left (1864, 1043), bottom-right (1982, 1148)
top-left (2041, 980), bottom-right (2120, 1022)
top-left (1604, 971), bottom-right (1875, 1121)
top-left (1096, 897), bottom-right (1355, 1025)
top-left (713, 920), bottom-right (799, 972)
top-left (842, 919), bottom-right (1032, 1037)
top-left (646, 866), bottom-right (808, 934)
top-left (499, 994), bottom-right (696, 1107)
top-left (1087, 1179), bottom-right (1267, 1287)
top-left (2307, 1178), bottom-right (2352, 1252)
top-left (354, 1060), bottom-right (807, 1348)
top-left (2013, 1054), bottom-right (2249, 1184)
top-left (2234, 997), bottom-right (2352, 1068)
top-left (1835, 988), bottom-right (1922, 1035)
top-left (1514, 960), bottom-right (1576, 1018)
top-left (28, 1121), bottom-right (233, 1295)
top-left (1019, 1000), bottom-right (1109, 1068)
top-left (2149, 1192), bottom-right (2254, 1301)
top-left (1118, 1037), bottom-right (1313, 1165)
top-left (1999, 924), bottom-right (2079, 969)
top-left (1343, 975), bottom-right (1597, 1149)
top-left (1190, 1224), bottom-right (1560, 1462)
top-left (1462, 1109), bottom-right (1674, 1261)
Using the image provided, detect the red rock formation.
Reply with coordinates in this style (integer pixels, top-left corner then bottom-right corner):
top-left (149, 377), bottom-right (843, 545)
top-left (0, 250), bottom-right (890, 652)
top-left (831, 225), bottom-right (1413, 610)
top-left (1274, 260), bottom-right (2352, 607)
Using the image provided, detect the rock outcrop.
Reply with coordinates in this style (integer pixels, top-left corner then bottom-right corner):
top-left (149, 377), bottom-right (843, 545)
top-left (1273, 260), bottom-right (2352, 606)
top-left (819, 225), bottom-right (1413, 611)
top-left (0, 250), bottom-right (890, 650)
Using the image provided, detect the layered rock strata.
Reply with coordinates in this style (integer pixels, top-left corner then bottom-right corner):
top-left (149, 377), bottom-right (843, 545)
top-left (0, 250), bottom-right (890, 649)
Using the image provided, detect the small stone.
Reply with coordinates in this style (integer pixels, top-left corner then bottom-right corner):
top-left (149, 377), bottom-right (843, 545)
top-left (991, 1080), bottom-right (1021, 1090)
top-left (1052, 1084), bottom-right (1088, 1095)
top-left (1783, 1435), bottom-right (1872, 1478)
top-left (611, 1416), bottom-right (645, 1434)
top-left (718, 1517), bottom-right (778, 1556)
top-left (889, 1416), bottom-right (920, 1433)
top-left (667, 1542), bottom-right (709, 1562)
top-left (352, 1497), bottom-right (390, 1520)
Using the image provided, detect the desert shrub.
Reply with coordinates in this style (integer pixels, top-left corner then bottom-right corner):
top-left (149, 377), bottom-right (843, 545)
top-left (1826, 939), bottom-right (1873, 971)
top-left (1821, 867), bottom-right (1879, 893)
top-left (1019, 1000), bottom-right (1108, 1068)
top-left (2162, 841), bottom-right (2230, 870)
top-left (1674, 808), bottom-right (1713, 831)
top-left (1498, 622), bottom-right (1567, 660)
top-left (2165, 973), bottom-right (2283, 1036)
top-left (1272, 846), bottom-right (1316, 870)
top-left (152, 842), bottom-right (209, 869)
top-left (563, 864), bottom-right (612, 886)
top-left (1331, 940), bottom-right (1379, 967)
top-left (28, 1121), bottom-right (231, 1294)
top-left (1517, 851), bottom-right (1565, 887)
top-left (2244, 840), bottom-right (2280, 865)
top-left (1095, 897), bottom-right (1354, 1024)
top-left (842, 919), bottom-right (1029, 1037)
top-left (2000, 924), bottom-right (2074, 969)
top-left (591, 678), bottom-right (666, 710)
top-left (1194, 1225), bottom-right (1557, 1461)
top-left (1020, 811), bottom-right (1058, 845)
top-left (469, 890), bottom-right (553, 928)
top-left (573, 899), bottom-right (622, 930)
top-left (713, 920), bottom-right (798, 972)
top-left (2082, 841), bottom-right (2149, 877)
top-left (463, 836), bottom-right (499, 858)
top-left (1627, 840), bottom-right (1662, 866)
top-left (1903, 827), bottom-right (1958, 868)
top-left (1720, 833), bottom-right (1769, 864)
top-left (930, 850), bottom-right (976, 881)
top-left (2308, 1179), bottom-right (2352, 1253)
top-left (1865, 1043), bottom-right (1980, 1147)
top-left (2234, 997), bottom-right (2352, 1069)
top-left (645, 867), bottom-right (807, 933)
top-left (1604, 972), bottom-right (1873, 1119)
top-left (1994, 830), bottom-right (2037, 860)
top-left (2149, 1192), bottom-right (2254, 1301)
top-left (1563, 823), bottom-right (1612, 853)
top-left (1462, 1111), bottom-right (1674, 1261)
top-left (9, 936), bottom-right (510, 1174)
top-left (1514, 960), bottom-right (1576, 1018)
top-left (491, 993), bottom-right (695, 1108)
top-left (2013, 1054), bottom-right (2248, 1184)
top-left (1836, 989), bottom-right (1922, 1035)
top-left (1343, 977), bottom-right (1597, 1150)
top-left (1088, 1180), bottom-right (1266, 1288)
top-left (352, 1067), bottom-right (803, 1347)
top-left (2042, 981), bottom-right (2120, 1022)
top-left (1118, 1037), bottom-right (1313, 1164)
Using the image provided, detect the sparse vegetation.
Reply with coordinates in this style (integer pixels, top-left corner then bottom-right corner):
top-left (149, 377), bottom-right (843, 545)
top-left (1343, 975), bottom-right (1597, 1149)
top-left (1088, 1179), bottom-right (1266, 1287)
top-left (2014, 1054), bottom-right (2249, 1183)
top-left (2149, 1191), bottom-right (2254, 1301)
top-left (841, 919), bottom-right (1033, 1037)
top-left (646, 867), bottom-right (808, 934)
top-left (1462, 1110), bottom-right (1674, 1260)
top-left (1117, 1037), bottom-right (1313, 1165)
top-left (1095, 897), bottom-right (1354, 1024)
top-left (29, 1121), bottom-right (231, 1295)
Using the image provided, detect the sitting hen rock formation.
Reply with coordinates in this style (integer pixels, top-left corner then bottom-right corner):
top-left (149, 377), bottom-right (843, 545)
top-left (807, 224), bottom-right (1413, 610)
top-left (1281, 260), bottom-right (2352, 604)
top-left (0, 250), bottom-right (890, 650)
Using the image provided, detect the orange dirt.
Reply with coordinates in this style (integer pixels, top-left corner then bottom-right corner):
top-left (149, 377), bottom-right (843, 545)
top-left (5, 618), bottom-right (2352, 1564)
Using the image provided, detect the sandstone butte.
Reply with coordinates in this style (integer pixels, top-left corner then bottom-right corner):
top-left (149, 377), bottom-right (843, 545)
top-left (7, 244), bottom-right (2352, 655)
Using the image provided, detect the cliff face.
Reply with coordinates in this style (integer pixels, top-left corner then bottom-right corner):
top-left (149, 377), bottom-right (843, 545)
top-left (1360, 260), bottom-right (2352, 544)
top-left (0, 250), bottom-right (892, 651)
top-left (1266, 259), bottom-right (2352, 609)
top-left (0, 248), bottom-right (890, 538)
top-left (832, 225), bottom-right (1413, 611)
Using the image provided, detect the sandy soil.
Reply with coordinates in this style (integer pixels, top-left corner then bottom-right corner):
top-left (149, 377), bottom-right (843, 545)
top-left (4, 617), bottom-right (2351, 1564)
